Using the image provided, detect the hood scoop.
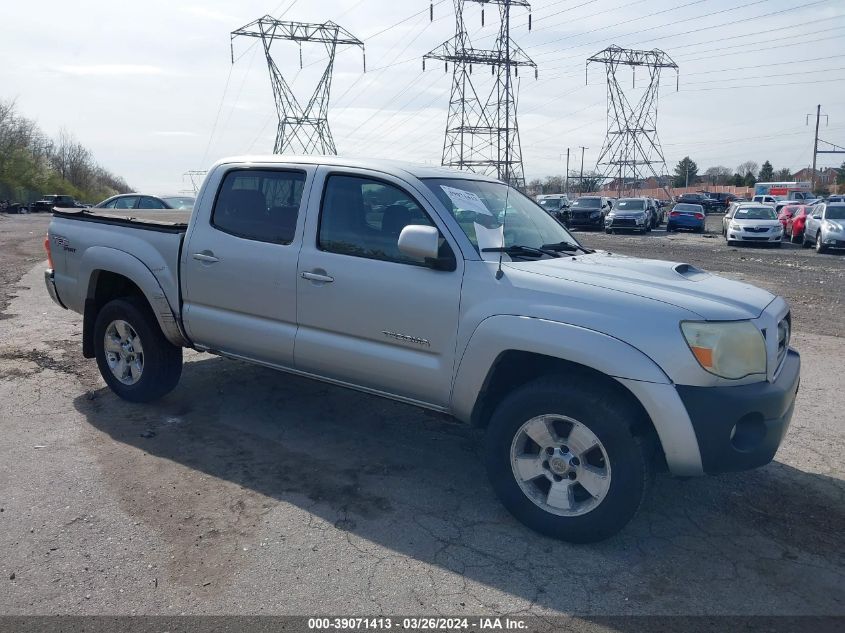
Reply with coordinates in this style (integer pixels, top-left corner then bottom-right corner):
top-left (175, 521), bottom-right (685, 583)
top-left (673, 263), bottom-right (710, 281)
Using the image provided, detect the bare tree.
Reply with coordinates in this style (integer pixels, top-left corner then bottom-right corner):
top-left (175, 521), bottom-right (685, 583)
top-left (736, 161), bottom-right (759, 178)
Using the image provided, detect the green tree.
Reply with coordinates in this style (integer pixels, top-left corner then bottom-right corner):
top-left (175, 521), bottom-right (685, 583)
top-left (744, 172), bottom-right (757, 187)
top-left (732, 173), bottom-right (744, 187)
top-left (774, 167), bottom-right (792, 181)
top-left (673, 157), bottom-right (698, 188)
top-left (758, 160), bottom-right (774, 182)
top-left (836, 162), bottom-right (845, 185)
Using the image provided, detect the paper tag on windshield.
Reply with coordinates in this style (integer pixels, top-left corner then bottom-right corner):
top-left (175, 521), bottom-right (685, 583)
top-left (474, 222), bottom-right (504, 258)
top-left (440, 185), bottom-right (493, 217)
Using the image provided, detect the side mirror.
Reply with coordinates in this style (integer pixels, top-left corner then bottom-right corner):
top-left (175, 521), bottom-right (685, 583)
top-left (398, 224), bottom-right (440, 261)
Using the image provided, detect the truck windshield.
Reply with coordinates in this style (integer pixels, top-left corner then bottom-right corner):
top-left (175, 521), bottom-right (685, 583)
top-left (422, 179), bottom-right (581, 255)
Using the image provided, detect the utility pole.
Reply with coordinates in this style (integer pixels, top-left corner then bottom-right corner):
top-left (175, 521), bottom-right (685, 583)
top-left (564, 148), bottom-right (570, 194)
top-left (806, 105), bottom-right (828, 191)
top-left (685, 162), bottom-right (690, 189)
top-left (579, 146), bottom-right (587, 193)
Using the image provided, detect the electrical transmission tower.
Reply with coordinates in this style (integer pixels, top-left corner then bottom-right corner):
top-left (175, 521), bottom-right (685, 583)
top-left (587, 46), bottom-right (678, 197)
top-left (424, 1), bottom-right (536, 188)
top-left (231, 17), bottom-right (365, 155)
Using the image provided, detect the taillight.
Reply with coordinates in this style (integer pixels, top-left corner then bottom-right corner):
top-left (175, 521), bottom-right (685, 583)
top-left (44, 235), bottom-right (54, 269)
top-left (670, 211), bottom-right (680, 217)
top-left (695, 213), bottom-right (705, 220)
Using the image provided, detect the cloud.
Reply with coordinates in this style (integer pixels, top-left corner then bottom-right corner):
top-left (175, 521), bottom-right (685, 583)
top-left (52, 64), bottom-right (163, 76)
top-left (154, 131), bottom-right (199, 137)
top-left (181, 6), bottom-right (239, 23)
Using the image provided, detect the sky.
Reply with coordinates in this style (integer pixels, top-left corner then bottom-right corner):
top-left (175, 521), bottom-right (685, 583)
top-left (1, 0), bottom-right (844, 193)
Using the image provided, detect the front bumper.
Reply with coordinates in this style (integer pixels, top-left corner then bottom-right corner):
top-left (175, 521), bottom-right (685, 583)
top-left (676, 349), bottom-right (800, 474)
top-left (821, 232), bottom-right (845, 248)
top-left (727, 230), bottom-right (782, 242)
top-left (569, 212), bottom-right (603, 227)
top-left (44, 269), bottom-right (67, 309)
top-left (605, 216), bottom-right (646, 230)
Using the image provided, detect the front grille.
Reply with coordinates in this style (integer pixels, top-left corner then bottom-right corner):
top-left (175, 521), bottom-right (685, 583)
top-left (609, 218), bottom-right (637, 227)
top-left (744, 226), bottom-right (770, 233)
top-left (777, 313), bottom-right (791, 367)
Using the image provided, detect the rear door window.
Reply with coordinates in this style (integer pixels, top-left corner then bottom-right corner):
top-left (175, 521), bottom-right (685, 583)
top-left (212, 169), bottom-right (306, 244)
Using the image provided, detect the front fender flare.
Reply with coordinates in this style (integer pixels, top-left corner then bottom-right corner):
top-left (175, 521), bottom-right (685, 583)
top-left (450, 315), bottom-right (704, 476)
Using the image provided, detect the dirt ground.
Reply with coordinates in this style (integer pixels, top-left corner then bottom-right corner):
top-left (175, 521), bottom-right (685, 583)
top-left (0, 212), bottom-right (843, 619)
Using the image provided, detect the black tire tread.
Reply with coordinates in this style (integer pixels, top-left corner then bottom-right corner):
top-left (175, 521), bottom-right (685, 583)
top-left (484, 375), bottom-right (653, 543)
top-left (93, 296), bottom-right (182, 402)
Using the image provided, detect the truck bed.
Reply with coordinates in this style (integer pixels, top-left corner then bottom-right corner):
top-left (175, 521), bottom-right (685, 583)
top-left (52, 208), bottom-right (190, 231)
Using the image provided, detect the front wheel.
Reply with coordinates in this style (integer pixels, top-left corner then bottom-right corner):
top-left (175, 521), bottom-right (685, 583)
top-left (815, 232), bottom-right (827, 254)
top-left (484, 377), bottom-right (652, 543)
top-left (93, 297), bottom-right (183, 402)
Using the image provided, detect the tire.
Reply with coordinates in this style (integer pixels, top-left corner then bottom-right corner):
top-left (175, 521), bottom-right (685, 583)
top-left (666, 224), bottom-right (674, 233)
top-left (790, 231), bottom-right (799, 244)
top-left (93, 297), bottom-right (182, 402)
top-left (802, 231), bottom-right (811, 248)
top-left (815, 232), bottom-right (826, 254)
top-left (605, 228), bottom-right (612, 234)
top-left (484, 376), bottom-right (652, 543)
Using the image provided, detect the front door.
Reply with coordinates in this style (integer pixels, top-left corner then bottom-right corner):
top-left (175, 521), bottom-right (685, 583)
top-left (294, 168), bottom-right (463, 407)
top-left (181, 166), bottom-right (312, 367)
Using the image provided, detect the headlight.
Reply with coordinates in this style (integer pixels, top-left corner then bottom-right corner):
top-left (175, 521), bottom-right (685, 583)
top-left (680, 321), bottom-right (766, 379)
top-left (730, 222), bottom-right (741, 231)
top-left (826, 221), bottom-right (843, 231)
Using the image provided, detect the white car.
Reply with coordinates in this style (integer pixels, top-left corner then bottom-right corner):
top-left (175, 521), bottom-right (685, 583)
top-left (752, 195), bottom-right (777, 207)
top-left (725, 204), bottom-right (783, 247)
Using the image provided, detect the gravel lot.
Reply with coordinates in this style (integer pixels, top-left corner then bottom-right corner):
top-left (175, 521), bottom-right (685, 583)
top-left (1, 212), bottom-right (843, 618)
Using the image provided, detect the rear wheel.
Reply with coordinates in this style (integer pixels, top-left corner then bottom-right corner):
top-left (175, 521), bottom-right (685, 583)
top-left (93, 297), bottom-right (182, 402)
top-left (484, 377), bottom-right (652, 543)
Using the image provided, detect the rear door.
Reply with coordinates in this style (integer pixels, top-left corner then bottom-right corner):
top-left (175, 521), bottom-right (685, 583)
top-left (294, 167), bottom-right (463, 407)
top-left (181, 165), bottom-right (314, 367)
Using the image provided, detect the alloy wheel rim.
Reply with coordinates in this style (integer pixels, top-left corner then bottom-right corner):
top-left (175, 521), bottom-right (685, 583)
top-left (510, 414), bottom-right (611, 517)
top-left (104, 320), bottom-right (144, 385)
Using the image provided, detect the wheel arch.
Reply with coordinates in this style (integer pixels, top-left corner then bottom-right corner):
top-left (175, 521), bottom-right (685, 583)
top-left (451, 316), bottom-right (704, 474)
top-left (80, 248), bottom-right (188, 357)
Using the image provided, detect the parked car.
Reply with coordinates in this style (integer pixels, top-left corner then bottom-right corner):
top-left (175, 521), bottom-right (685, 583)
top-left (567, 196), bottom-right (610, 229)
top-left (32, 194), bottom-right (86, 212)
top-left (704, 192), bottom-right (738, 211)
top-left (724, 204), bottom-right (783, 247)
top-left (776, 203), bottom-right (803, 230)
top-left (802, 202), bottom-right (845, 253)
top-left (667, 203), bottom-right (705, 233)
top-left (44, 156), bottom-right (800, 543)
top-left (604, 197), bottom-right (650, 233)
top-left (94, 194), bottom-right (196, 210)
top-left (828, 195), bottom-right (845, 203)
top-left (1, 200), bottom-right (28, 214)
top-left (676, 193), bottom-right (719, 213)
top-left (536, 194), bottom-right (570, 223)
top-left (751, 195), bottom-right (777, 207)
top-left (785, 206), bottom-right (810, 243)
top-left (646, 197), bottom-right (662, 226)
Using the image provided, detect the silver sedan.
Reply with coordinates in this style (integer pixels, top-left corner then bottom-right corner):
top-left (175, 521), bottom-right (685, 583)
top-left (803, 203), bottom-right (845, 253)
top-left (725, 205), bottom-right (783, 247)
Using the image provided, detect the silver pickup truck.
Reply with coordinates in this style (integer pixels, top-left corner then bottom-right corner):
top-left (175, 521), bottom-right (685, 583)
top-left (45, 156), bottom-right (800, 542)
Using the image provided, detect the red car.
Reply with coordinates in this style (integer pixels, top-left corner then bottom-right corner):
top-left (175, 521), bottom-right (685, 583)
top-left (784, 205), bottom-right (810, 243)
top-left (777, 204), bottom-right (802, 230)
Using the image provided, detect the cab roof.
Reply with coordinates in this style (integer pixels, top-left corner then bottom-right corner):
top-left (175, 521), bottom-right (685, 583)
top-left (212, 155), bottom-right (504, 183)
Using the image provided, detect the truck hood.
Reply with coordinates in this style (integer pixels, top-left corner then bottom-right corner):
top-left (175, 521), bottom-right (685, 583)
top-left (505, 251), bottom-right (775, 320)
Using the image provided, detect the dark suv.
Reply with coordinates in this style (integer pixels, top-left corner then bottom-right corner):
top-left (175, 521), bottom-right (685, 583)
top-left (676, 193), bottom-right (720, 213)
top-left (31, 195), bottom-right (86, 212)
top-left (702, 192), bottom-right (737, 210)
top-left (568, 196), bottom-right (611, 228)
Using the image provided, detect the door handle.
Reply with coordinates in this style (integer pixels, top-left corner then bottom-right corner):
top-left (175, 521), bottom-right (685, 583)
top-left (192, 252), bottom-right (219, 263)
top-left (301, 271), bottom-right (334, 283)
